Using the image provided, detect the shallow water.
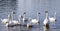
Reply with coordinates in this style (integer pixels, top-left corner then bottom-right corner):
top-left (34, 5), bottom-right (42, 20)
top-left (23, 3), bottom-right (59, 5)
top-left (0, 0), bottom-right (60, 31)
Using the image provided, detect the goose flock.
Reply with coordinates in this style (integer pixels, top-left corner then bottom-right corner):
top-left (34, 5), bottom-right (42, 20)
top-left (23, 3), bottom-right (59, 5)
top-left (1, 11), bottom-right (57, 28)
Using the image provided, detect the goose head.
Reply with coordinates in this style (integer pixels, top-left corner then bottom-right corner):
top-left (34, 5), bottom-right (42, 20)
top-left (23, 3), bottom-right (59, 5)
top-left (23, 12), bottom-right (26, 14)
top-left (29, 17), bottom-right (39, 24)
top-left (38, 12), bottom-right (40, 14)
top-left (11, 11), bottom-right (16, 15)
top-left (23, 12), bottom-right (26, 17)
top-left (19, 15), bottom-right (23, 19)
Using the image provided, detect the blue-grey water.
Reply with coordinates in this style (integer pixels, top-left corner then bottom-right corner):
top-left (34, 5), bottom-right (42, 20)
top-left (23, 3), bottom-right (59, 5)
top-left (0, 0), bottom-right (60, 31)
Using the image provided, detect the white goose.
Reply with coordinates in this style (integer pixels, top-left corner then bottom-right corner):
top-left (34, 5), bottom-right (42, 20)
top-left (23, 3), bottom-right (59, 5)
top-left (1, 11), bottom-right (20, 27)
top-left (10, 11), bottom-right (20, 24)
top-left (43, 11), bottom-right (49, 27)
top-left (49, 12), bottom-right (56, 25)
top-left (26, 12), bottom-right (40, 28)
top-left (30, 12), bottom-right (40, 24)
top-left (22, 12), bottom-right (27, 23)
top-left (1, 13), bottom-right (11, 27)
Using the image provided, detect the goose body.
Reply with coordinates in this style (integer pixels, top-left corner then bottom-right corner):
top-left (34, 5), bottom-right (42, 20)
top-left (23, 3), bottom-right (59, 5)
top-left (23, 18), bottom-right (27, 22)
top-left (12, 20), bottom-right (19, 24)
top-left (49, 12), bottom-right (56, 23)
top-left (43, 11), bottom-right (49, 27)
top-left (1, 19), bottom-right (9, 23)
top-left (1, 19), bottom-right (9, 24)
top-left (1, 19), bottom-right (11, 27)
top-left (49, 17), bottom-right (56, 23)
top-left (43, 18), bottom-right (49, 26)
top-left (30, 19), bottom-right (39, 24)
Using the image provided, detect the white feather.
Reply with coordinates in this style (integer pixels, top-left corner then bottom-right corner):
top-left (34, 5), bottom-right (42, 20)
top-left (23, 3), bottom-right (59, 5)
top-left (30, 19), bottom-right (39, 24)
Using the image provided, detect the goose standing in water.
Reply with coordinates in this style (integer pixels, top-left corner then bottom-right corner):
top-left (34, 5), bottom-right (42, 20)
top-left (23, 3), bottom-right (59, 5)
top-left (22, 12), bottom-right (28, 23)
top-left (27, 12), bottom-right (40, 28)
top-left (43, 11), bottom-right (49, 27)
top-left (11, 11), bottom-right (20, 24)
top-left (30, 12), bottom-right (40, 24)
top-left (1, 13), bottom-right (12, 27)
top-left (49, 12), bottom-right (57, 26)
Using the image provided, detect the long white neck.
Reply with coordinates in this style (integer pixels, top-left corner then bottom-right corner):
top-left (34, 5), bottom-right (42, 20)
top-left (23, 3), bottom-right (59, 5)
top-left (45, 13), bottom-right (48, 19)
top-left (8, 14), bottom-right (10, 21)
top-left (18, 17), bottom-right (20, 23)
top-left (24, 14), bottom-right (26, 18)
top-left (8, 14), bottom-right (11, 21)
top-left (37, 13), bottom-right (39, 20)
top-left (54, 12), bottom-right (56, 18)
top-left (23, 12), bottom-right (26, 19)
top-left (11, 12), bottom-right (14, 21)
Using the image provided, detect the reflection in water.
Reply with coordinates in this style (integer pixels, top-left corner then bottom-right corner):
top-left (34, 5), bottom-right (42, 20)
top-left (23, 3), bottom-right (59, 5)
top-left (6, 27), bottom-right (9, 31)
top-left (36, 27), bottom-right (40, 31)
top-left (43, 26), bottom-right (50, 31)
top-left (27, 24), bottom-right (40, 31)
top-left (27, 28), bottom-right (32, 31)
top-left (53, 22), bottom-right (56, 29)
top-left (6, 26), bottom-right (21, 31)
